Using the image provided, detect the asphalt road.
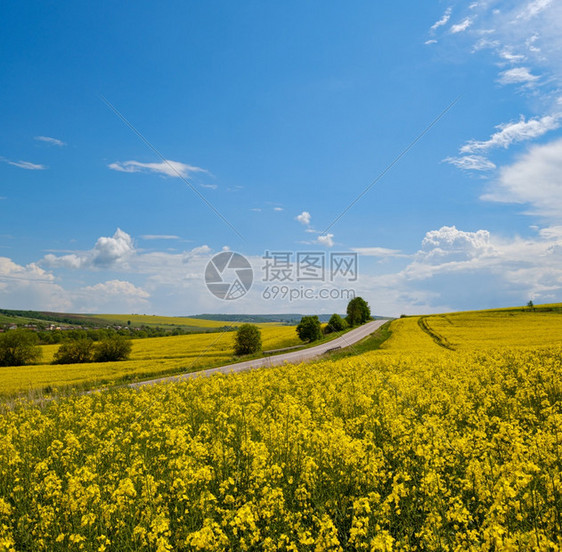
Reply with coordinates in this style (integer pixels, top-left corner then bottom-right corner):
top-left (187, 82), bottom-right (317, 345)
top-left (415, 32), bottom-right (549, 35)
top-left (130, 319), bottom-right (387, 388)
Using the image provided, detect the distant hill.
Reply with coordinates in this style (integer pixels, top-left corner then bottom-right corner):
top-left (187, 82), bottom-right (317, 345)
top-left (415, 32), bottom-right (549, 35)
top-left (0, 308), bottom-right (392, 330)
top-left (189, 313), bottom-right (392, 324)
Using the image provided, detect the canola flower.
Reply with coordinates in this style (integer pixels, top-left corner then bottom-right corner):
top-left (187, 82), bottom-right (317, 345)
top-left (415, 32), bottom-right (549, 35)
top-left (0, 326), bottom-right (301, 397)
top-left (1, 345), bottom-right (561, 550)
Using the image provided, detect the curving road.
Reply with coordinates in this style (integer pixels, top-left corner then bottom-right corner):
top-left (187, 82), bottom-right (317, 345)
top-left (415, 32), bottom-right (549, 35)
top-left (130, 319), bottom-right (387, 388)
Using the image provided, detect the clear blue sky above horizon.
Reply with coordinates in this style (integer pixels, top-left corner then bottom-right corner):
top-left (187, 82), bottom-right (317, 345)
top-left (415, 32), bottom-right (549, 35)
top-left (2, 1), bottom-right (562, 316)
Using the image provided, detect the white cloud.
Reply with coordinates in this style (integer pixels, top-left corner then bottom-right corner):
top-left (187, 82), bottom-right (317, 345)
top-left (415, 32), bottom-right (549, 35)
top-left (431, 0), bottom-right (562, 104)
top-left (108, 159), bottom-right (207, 179)
top-left (353, 247), bottom-right (403, 257)
top-left (141, 235), bottom-right (180, 240)
top-left (517, 0), bottom-right (553, 20)
top-left (497, 66), bottom-right (539, 85)
top-left (482, 137), bottom-right (562, 218)
top-left (317, 234), bottom-right (334, 247)
top-left (273, 207), bottom-right (284, 212)
top-left (0, 257), bottom-right (71, 311)
top-left (450, 18), bottom-right (472, 33)
top-left (420, 226), bottom-right (496, 262)
top-left (34, 136), bottom-right (66, 147)
top-left (43, 228), bottom-right (135, 270)
top-left (430, 7), bottom-right (452, 32)
top-left (296, 211), bottom-right (311, 225)
top-left (460, 114), bottom-right (561, 153)
top-left (425, 39), bottom-right (438, 45)
top-left (443, 155), bottom-right (496, 171)
top-left (81, 279), bottom-right (149, 297)
top-left (393, 222), bottom-right (562, 310)
top-left (1, 157), bottom-right (46, 170)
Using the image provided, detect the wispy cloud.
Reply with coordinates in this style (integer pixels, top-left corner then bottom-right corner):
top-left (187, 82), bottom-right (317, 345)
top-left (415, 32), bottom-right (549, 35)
top-left (430, 7), bottom-right (452, 32)
top-left (460, 114), bottom-right (561, 153)
top-left (34, 136), bottom-right (66, 147)
top-left (497, 66), bottom-right (540, 85)
top-left (353, 247), bottom-right (403, 257)
top-left (108, 159), bottom-right (207, 179)
top-left (140, 234), bottom-right (180, 240)
top-left (517, 0), bottom-right (553, 20)
top-left (450, 17), bottom-right (472, 33)
top-left (273, 207), bottom-right (284, 212)
top-left (443, 155), bottom-right (496, 171)
top-left (0, 157), bottom-right (46, 170)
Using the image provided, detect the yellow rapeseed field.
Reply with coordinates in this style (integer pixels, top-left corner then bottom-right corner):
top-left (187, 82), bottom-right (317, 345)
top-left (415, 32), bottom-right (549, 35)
top-left (381, 310), bottom-right (562, 353)
top-left (1, 346), bottom-right (561, 550)
top-left (1, 306), bottom-right (562, 550)
top-left (0, 326), bottom-right (300, 397)
top-left (92, 314), bottom-right (249, 329)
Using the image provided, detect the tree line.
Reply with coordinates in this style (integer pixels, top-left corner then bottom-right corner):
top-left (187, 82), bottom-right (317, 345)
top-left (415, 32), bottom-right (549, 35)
top-left (0, 331), bottom-right (132, 367)
top-left (234, 297), bottom-right (372, 356)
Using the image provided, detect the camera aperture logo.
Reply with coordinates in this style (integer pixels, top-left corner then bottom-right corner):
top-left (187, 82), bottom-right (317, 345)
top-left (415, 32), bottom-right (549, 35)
top-left (205, 252), bottom-right (253, 300)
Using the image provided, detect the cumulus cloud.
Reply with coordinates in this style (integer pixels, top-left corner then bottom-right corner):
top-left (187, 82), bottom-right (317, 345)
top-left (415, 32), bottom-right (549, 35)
top-left (0, 157), bottom-right (46, 170)
top-left (34, 136), bottom-right (66, 146)
top-left (317, 234), bottom-right (335, 247)
top-left (385, 223), bottom-right (562, 310)
top-left (482, 137), bottom-right (562, 218)
top-left (420, 226), bottom-right (496, 261)
top-left (43, 228), bottom-right (135, 270)
top-left (108, 159), bottom-right (207, 179)
top-left (296, 211), bottom-right (311, 225)
top-left (0, 257), bottom-right (71, 310)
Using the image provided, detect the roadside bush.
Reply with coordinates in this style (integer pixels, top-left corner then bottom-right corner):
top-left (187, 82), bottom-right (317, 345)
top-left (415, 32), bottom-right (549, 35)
top-left (297, 316), bottom-right (323, 343)
top-left (346, 297), bottom-right (371, 327)
top-left (52, 339), bottom-right (94, 364)
top-left (234, 324), bottom-right (262, 356)
top-left (0, 330), bottom-right (42, 366)
top-left (324, 313), bottom-right (348, 334)
top-left (93, 336), bottom-right (132, 362)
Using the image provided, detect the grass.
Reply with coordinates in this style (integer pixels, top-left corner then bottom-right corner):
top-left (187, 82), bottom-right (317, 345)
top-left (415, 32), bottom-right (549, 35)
top-left (328, 320), bottom-right (393, 359)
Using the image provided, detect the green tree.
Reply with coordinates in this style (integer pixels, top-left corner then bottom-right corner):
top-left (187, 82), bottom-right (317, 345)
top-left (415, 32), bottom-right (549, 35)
top-left (324, 313), bottom-right (348, 334)
top-left (527, 300), bottom-right (534, 310)
top-left (234, 324), bottom-right (262, 356)
top-left (296, 316), bottom-right (323, 343)
top-left (52, 339), bottom-right (94, 364)
top-left (346, 297), bottom-right (371, 327)
top-left (0, 330), bottom-right (42, 366)
top-left (93, 336), bottom-right (132, 362)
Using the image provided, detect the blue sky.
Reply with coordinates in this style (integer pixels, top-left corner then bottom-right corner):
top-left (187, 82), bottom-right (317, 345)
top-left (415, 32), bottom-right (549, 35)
top-left (2, 0), bottom-right (562, 316)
